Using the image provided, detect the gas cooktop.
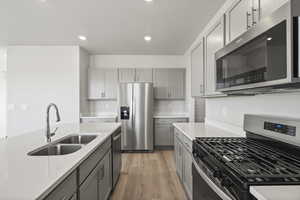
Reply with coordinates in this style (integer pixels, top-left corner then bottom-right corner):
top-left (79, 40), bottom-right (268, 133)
top-left (194, 137), bottom-right (300, 185)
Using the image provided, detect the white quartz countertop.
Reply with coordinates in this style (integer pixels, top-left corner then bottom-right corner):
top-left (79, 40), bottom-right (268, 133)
top-left (0, 122), bottom-right (121, 200)
top-left (153, 113), bottom-right (189, 119)
top-left (250, 186), bottom-right (300, 200)
top-left (173, 122), bottom-right (242, 141)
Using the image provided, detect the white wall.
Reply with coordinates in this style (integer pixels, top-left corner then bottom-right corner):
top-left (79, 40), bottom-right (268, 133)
top-left (79, 48), bottom-right (90, 115)
top-left (7, 46), bottom-right (80, 137)
top-left (185, 0), bottom-right (300, 135)
top-left (90, 55), bottom-right (185, 68)
top-left (0, 47), bottom-right (7, 138)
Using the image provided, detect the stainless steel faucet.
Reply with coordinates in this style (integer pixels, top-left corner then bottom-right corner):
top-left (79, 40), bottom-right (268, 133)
top-left (46, 103), bottom-right (61, 142)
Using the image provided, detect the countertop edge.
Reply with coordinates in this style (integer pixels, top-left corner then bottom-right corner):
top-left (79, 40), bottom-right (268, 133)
top-left (250, 187), bottom-right (268, 200)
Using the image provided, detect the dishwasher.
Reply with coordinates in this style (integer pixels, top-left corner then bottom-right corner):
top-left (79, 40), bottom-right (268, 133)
top-left (112, 128), bottom-right (122, 188)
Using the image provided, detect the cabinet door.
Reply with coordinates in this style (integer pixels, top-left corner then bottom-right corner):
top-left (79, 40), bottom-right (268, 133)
top-left (79, 166), bottom-right (99, 200)
top-left (155, 123), bottom-right (172, 146)
top-left (88, 68), bottom-right (105, 99)
top-left (99, 150), bottom-right (112, 200)
top-left (205, 16), bottom-right (226, 96)
top-left (191, 40), bottom-right (205, 97)
top-left (182, 147), bottom-right (193, 200)
top-left (177, 140), bottom-right (183, 180)
top-left (153, 69), bottom-right (169, 99)
top-left (104, 69), bottom-right (118, 99)
top-left (118, 68), bottom-right (135, 83)
top-left (135, 68), bottom-right (153, 82)
top-left (257, 0), bottom-right (288, 21)
top-left (168, 69), bottom-right (185, 99)
top-left (226, 0), bottom-right (251, 43)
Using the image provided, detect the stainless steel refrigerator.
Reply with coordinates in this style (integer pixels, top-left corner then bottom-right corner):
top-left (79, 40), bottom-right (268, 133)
top-left (118, 82), bottom-right (153, 151)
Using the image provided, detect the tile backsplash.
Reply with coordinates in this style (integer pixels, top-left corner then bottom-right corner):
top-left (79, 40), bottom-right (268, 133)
top-left (85, 100), bottom-right (187, 115)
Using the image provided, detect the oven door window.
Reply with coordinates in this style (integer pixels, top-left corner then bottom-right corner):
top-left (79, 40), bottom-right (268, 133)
top-left (216, 20), bottom-right (287, 89)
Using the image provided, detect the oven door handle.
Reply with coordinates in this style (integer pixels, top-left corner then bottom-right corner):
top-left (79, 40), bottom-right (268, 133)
top-left (192, 158), bottom-right (234, 200)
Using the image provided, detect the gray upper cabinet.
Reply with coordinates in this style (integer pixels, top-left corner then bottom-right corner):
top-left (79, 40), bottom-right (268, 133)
top-left (226, 0), bottom-right (288, 44)
top-left (204, 15), bottom-right (226, 97)
top-left (191, 40), bottom-right (205, 97)
top-left (135, 68), bottom-right (153, 82)
top-left (153, 68), bottom-right (185, 99)
top-left (257, 0), bottom-right (288, 21)
top-left (88, 68), bottom-right (118, 100)
top-left (226, 0), bottom-right (251, 43)
top-left (118, 68), bottom-right (135, 83)
top-left (153, 69), bottom-right (169, 99)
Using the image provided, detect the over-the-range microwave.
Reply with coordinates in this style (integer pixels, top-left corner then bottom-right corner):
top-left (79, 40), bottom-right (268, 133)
top-left (215, 0), bottom-right (300, 94)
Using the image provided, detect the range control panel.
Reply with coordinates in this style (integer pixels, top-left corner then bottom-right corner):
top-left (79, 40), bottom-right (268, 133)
top-left (264, 122), bottom-right (296, 136)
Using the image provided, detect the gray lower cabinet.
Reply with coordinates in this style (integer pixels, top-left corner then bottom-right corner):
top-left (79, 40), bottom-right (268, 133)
top-left (174, 127), bottom-right (193, 200)
top-left (99, 150), bottom-right (112, 200)
top-left (79, 165), bottom-right (99, 200)
top-left (43, 138), bottom-right (113, 200)
top-left (182, 146), bottom-right (193, 199)
top-left (154, 118), bottom-right (188, 148)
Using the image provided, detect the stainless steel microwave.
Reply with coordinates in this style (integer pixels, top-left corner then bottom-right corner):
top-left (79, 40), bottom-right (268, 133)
top-left (215, 1), bottom-right (300, 93)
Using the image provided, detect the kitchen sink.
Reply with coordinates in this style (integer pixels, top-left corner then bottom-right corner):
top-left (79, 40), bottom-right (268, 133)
top-left (28, 144), bottom-right (82, 156)
top-left (56, 135), bottom-right (97, 145)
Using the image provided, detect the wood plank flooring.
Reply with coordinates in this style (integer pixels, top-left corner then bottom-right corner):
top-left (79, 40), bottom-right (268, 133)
top-left (110, 150), bottom-right (188, 200)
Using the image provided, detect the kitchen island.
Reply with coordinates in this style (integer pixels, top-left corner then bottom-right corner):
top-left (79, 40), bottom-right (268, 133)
top-left (0, 122), bottom-right (121, 200)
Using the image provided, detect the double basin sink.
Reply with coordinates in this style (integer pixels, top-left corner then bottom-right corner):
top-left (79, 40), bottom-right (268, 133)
top-left (28, 135), bottom-right (98, 156)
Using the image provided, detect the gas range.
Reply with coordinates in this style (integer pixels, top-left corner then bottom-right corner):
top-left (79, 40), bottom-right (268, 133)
top-left (192, 115), bottom-right (300, 200)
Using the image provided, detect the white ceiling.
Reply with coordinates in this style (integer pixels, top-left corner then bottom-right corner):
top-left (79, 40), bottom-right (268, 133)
top-left (0, 0), bottom-right (225, 55)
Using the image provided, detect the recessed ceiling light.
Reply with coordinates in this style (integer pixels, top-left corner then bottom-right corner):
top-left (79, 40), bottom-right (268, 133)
top-left (144, 35), bottom-right (152, 42)
top-left (144, 0), bottom-right (153, 2)
top-left (78, 35), bottom-right (87, 41)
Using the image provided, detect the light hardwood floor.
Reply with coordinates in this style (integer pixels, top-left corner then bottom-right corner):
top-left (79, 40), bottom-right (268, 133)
top-left (110, 150), bottom-right (188, 200)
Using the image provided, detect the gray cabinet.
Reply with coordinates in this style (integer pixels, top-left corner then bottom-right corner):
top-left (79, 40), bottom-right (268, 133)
top-left (154, 118), bottom-right (188, 148)
top-left (257, 0), bottom-right (288, 21)
top-left (99, 150), bottom-right (112, 200)
top-left (226, 0), bottom-right (251, 43)
top-left (88, 68), bottom-right (118, 99)
top-left (174, 127), bottom-right (193, 200)
top-left (182, 146), bottom-right (193, 200)
top-left (174, 136), bottom-right (183, 180)
top-left (155, 123), bottom-right (172, 146)
top-left (191, 40), bottom-right (205, 97)
top-left (135, 68), bottom-right (153, 82)
top-left (204, 16), bottom-right (226, 97)
top-left (118, 68), bottom-right (135, 83)
top-left (79, 165), bottom-right (99, 200)
top-left (44, 171), bottom-right (77, 200)
top-left (153, 69), bottom-right (185, 99)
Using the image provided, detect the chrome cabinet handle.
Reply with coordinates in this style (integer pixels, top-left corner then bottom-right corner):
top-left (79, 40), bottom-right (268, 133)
top-left (246, 12), bottom-right (251, 29)
top-left (113, 134), bottom-right (121, 141)
top-left (252, 7), bottom-right (258, 26)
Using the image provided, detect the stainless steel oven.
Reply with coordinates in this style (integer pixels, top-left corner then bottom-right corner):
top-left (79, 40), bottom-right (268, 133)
top-left (215, 1), bottom-right (300, 93)
top-left (192, 159), bottom-right (235, 200)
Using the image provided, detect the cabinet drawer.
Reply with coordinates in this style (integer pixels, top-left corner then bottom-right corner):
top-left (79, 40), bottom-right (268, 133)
top-left (155, 118), bottom-right (188, 124)
top-left (44, 171), bottom-right (77, 200)
top-left (79, 138), bottom-right (111, 185)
